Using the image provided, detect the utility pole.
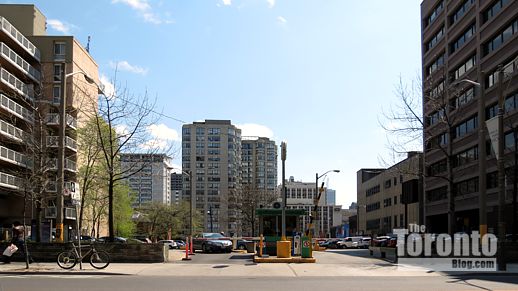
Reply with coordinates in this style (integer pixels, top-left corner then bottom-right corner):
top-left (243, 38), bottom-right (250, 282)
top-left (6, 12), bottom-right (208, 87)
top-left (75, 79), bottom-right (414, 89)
top-left (478, 69), bottom-right (487, 238)
top-left (497, 66), bottom-right (506, 271)
top-left (55, 62), bottom-right (67, 243)
top-left (281, 142), bottom-right (287, 240)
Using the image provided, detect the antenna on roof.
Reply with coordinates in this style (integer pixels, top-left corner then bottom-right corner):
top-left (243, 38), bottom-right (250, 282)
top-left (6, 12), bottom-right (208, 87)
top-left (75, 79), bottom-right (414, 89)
top-left (86, 36), bottom-right (91, 53)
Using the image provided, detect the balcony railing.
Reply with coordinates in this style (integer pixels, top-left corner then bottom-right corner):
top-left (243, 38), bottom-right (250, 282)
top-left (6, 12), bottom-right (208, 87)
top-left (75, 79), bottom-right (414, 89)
top-left (0, 42), bottom-right (41, 81)
top-left (65, 158), bottom-right (77, 172)
top-left (65, 136), bottom-right (77, 151)
top-left (65, 207), bottom-right (77, 220)
top-left (0, 145), bottom-right (31, 168)
top-left (46, 136), bottom-right (77, 151)
top-left (0, 67), bottom-right (34, 102)
top-left (44, 207), bottom-right (57, 219)
top-left (0, 171), bottom-right (21, 189)
top-left (46, 113), bottom-right (77, 129)
top-left (0, 93), bottom-right (34, 123)
top-left (0, 16), bottom-right (41, 61)
top-left (0, 119), bottom-right (24, 142)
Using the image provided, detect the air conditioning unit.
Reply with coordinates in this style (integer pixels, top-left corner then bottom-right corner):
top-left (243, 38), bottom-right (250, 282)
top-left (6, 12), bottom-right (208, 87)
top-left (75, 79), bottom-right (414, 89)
top-left (272, 201), bottom-right (283, 209)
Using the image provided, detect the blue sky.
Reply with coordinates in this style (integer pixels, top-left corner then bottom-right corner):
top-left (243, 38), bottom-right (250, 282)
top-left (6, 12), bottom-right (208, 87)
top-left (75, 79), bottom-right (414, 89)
top-left (8, 0), bottom-right (422, 207)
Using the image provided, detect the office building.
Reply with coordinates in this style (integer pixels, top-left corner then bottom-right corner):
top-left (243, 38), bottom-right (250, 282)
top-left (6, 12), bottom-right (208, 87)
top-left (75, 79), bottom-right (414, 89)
top-left (121, 153), bottom-right (172, 207)
top-left (421, 0), bottom-right (518, 233)
top-left (357, 152), bottom-right (422, 235)
top-left (326, 189), bottom-right (336, 205)
top-left (285, 177), bottom-right (342, 237)
top-left (0, 4), bottom-right (99, 241)
top-left (241, 137), bottom-right (277, 191)
top-left (182, 120), bottom-right (242, 235)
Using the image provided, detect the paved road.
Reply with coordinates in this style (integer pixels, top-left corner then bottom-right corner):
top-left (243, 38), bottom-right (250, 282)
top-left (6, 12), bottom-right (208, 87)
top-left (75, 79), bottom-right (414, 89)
top-left (1, 274), bottom-right (517, 291)
top-left (181, 251), bottom-right (255, 265)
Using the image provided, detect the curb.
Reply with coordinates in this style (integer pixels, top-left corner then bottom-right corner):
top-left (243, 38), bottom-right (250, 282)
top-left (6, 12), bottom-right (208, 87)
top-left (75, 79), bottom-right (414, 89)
top-left (254, 256), bottom-right (316, 263)
top-left (0, 270), bottom-right (128, 276)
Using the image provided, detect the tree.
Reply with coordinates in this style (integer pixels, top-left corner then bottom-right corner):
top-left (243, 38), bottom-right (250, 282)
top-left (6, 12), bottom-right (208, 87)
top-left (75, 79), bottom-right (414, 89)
top-left (136, 201), bottom-right (195, 241)
top-left (380, 73), bottom-right (469, 235)
top-left (236, 185), bottom-right (279, 236)
top-left (113, 182), bottom-right (135, 237)
top-left (92, 78), bottom-right (170, 241)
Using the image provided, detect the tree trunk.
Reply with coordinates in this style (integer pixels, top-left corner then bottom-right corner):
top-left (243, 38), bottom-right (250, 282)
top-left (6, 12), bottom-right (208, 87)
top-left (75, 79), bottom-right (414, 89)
top-left (108, 178), bottom-right (114, 241)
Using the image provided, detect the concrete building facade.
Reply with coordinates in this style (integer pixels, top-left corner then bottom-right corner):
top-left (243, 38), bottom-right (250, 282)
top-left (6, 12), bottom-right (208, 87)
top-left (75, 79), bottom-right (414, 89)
top-left (182, 120), bottom-right (242, 235)
top-left (121, 153), bottom-right (172, 207)
top-left (421, 0), bottom-right (518, 233)
top-left (357, 153), bottom-right (423, 236)
top-left (0, 4), bottom-right (99, 241)
top-left (170, 172), bottom-right (182, 205)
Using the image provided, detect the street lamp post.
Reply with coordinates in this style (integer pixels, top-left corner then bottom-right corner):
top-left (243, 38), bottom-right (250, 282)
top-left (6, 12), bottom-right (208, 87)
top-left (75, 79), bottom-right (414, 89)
top-left (314, 170), bottom-right (340, 238)
top-left (208, 204), bottom-right (213, 233)
top-left (55, 64), bottom-right (94, 243)
top-left (496, 67), bottom-right (506, 271)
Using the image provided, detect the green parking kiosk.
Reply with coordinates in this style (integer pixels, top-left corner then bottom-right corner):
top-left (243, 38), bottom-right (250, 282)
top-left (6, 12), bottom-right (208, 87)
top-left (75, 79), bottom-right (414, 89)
top-left (256, 208), bottom-right (306, 256)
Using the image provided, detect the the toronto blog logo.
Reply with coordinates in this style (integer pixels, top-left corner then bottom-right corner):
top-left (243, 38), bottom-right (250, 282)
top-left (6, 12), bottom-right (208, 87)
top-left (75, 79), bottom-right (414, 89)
top-left (394, 224), bottom-right (498, 272)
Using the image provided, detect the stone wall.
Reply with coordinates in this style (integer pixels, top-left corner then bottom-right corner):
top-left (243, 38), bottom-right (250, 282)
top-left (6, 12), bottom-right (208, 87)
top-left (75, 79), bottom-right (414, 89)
top-left (0, 242), bottom-right (168, 263)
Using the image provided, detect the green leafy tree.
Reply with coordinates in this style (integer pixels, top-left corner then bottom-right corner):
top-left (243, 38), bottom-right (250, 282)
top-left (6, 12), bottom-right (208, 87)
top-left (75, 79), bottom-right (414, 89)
top-left (113, 182), bottom-right (136, 237)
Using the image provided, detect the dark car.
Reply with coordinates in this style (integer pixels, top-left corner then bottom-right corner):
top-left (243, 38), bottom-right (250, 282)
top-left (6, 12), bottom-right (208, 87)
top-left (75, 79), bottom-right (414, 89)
top-left (192, 233), bottom-right (233, 253)
top-left (175, 240), bottom-right (186, 248)
top-left (325, 239), bottom-right (342, 249)
top-left (97, 236), bottom-right (127, 243)
top-left (236, 239), bottom-right (253, 250)
top-left (80, 235), bottom-right (95, 243)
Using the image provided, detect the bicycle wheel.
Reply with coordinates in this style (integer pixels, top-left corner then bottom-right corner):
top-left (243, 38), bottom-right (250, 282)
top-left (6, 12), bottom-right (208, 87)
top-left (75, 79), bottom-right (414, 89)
top-left (57, 251), bottom-right (77, 269)
top-left (89, 250), bottom-right (110, 269)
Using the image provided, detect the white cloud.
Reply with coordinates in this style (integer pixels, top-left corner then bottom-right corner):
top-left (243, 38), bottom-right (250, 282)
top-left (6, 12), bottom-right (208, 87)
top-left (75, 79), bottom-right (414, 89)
top-left (222, 0), bottom-right (232, 6)
top-left (114, 124), bottom-right (129, 137)
top-left (236, 123), bottom-right (274, 138)
top-left (47, 19), bottom-right (74, 34)
top-left (99, 74), bottom-right (116, 98)
top-left (267, 0), bottom-right (275, 8)
top-left (170, 164), bottom-right (182, 174)
top-left (109, 60), bottom-right (149, 75)
top-left (147, 124), bottom-right (180, 141)
top-left (277, 16), bottom-right (287, 24)
top-left (140, 123), bottom-right (179, 150)
top-left (111, 0), bottom-right (173, 25)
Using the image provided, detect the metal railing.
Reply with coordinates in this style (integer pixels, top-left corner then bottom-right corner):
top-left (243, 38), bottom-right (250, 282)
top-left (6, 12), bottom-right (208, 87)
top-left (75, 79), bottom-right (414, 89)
top-left (0, 16), bottom-right (41, 61)
top-left (0, 145), bottom-right (31, 168)
top-left (65, 136), bottom-right (77, 151)
top-left (0, 171), bottom-right (21, 189)
top-left (0, 93), bottom-right (34, 123)
top-left (45, 207), bottom-right (57, 218)
top-left (0, 42), bottom-right (41, 81)
top-left (0, 119), bottom-right (24, 142)
top-left (0, 67), bottom-right (34, 102)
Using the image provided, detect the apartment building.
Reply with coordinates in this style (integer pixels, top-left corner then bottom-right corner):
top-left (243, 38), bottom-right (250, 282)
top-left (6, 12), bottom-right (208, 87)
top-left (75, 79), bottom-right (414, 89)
top-left (171, 172), bottom-right (183, 205)
top-left (285, 177), bottom-right (342, 238)
top-left (421, 0), bottom-right (518, 233)
top-left (182, 120), bottom-right (242, 235)
top-left (357, 152), bottom-right (423, 236)
top-left (241, 137), bottom-right (277, 191)
top-left (121, 153), bottom-right (172, 207)
top-left (0, 4), bottom-right (99, 241)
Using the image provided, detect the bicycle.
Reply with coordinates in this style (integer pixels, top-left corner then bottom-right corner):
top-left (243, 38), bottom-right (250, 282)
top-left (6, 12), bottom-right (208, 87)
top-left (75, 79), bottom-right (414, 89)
top-left (57, 243), bottom-right (110, 269)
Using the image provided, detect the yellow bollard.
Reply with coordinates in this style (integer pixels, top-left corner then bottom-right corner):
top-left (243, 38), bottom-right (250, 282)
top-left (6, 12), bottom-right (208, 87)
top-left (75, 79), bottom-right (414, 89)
top-left (259, 235), bottom-right (264, 257)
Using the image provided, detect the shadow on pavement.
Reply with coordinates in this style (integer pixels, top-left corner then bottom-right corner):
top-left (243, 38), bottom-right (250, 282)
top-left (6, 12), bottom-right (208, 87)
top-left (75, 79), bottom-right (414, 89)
top-left (445, 274), bottom-right (518, 290)
top-left (228, 254), bottom-right (254, 260)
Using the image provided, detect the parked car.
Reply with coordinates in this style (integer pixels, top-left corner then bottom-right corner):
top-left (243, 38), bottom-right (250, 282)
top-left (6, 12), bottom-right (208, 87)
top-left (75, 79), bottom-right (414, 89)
top-left (97, 236), bottom-right (127, 243)
top-left (236, 239), bottom-right (253, 250)
top-left (127, 238), bottom-right (145, 244)
top-left (357, 237), bottom-right (371, 249)
top-left (341, 236), bottom-right (362, 248)
top-left (325, 239), bottom-right (342, 249)
top-left (175, 240), bottom-right (186, 248)
top-left (133, 235), bottom-right (152, 243)
top-left (192, 233), bottom-right (233, 253)
top-left (158, 240), bottom-right (178, 249)
top-left (80, 235), bottom-right (95, 243)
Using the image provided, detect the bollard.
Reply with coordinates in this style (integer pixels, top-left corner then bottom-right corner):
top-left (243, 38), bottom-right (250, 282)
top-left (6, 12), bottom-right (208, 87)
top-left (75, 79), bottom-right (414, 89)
top-left (182, 241), bottom-right (191, 261)
top-left (259, 235), bottom-right (263, 257)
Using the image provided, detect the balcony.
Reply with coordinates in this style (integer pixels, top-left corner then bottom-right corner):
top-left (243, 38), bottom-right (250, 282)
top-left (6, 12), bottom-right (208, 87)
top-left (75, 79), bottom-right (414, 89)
top-left (47, 158), bottom-right (77, 173)
top-left (0, 93), bottom-right (34, 123)
top-left (0, 119), bottom-right (24, 143)
top-left (65, 207), bottom-right (77, 220)
top-left (46, 113), bottom-right (77, 129)
top-left (44, 207), bottom-right (57, 219)
top-left (0, 42), bottom-right (41, 82)
top-left (0, 67), bottom-right (34, 103)
top-left (0, 145), bottom-right (31, 168)
top-left (0, 16), bottom-right (41, 61)
top-left (0, 171), bottom-right (21, 190)
top-left (47, 136), bottom-right (77, 152)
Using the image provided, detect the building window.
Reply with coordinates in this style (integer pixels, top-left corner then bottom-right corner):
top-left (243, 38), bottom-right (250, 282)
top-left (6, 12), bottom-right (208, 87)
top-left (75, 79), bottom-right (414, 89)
top-left (427, 109), bottom-right (445, 126)
top-left (454, 177), bottom-right (479, 196)
top-left (450, 23), bottom-right (475, 54)
top-left (449, 0), bottom-right (474, 25)
top-left (487, 171), bottom-right (498, 189)
top-left (427, 159), bottom-right (447, 176)
top-left (426, 186), bottom-right (447, 202)
top-left (425, 1), bottom-right (444, 27)
top-left (394, 195), bottom-right (398, 205)
top-left (427, 53), bottom-right (445, 76)
top-left (451, 86), bottom-right (475, 110)
top-left (425, 26), bottom-right (444, 52)
top-left (53, 85), bottom-right (61, 103)
top-left (54, 42), bottom-right (66, 59)
top-left (53, 64), bottom-right (62, 82)
top-left (452, 55), bottom-right (476, 81)
top-left (383, 198), bottom-right (392, 207)
top-left (453, 115), bottom-right (478, 139)
top-left (196, 128), bottom-right (205, 135)
top-left (453, 146), bottom-right (478, 168)
top-left (483, 0), bottom-right (510, 22)
top-left (365, 185), bottom-right (380, 197)
top-left (366, 202), bottom-right (380, 213)
top-left (483, 18), bottom-right (518, 56)
top-left (384, 179), bottom-right (391, 189)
